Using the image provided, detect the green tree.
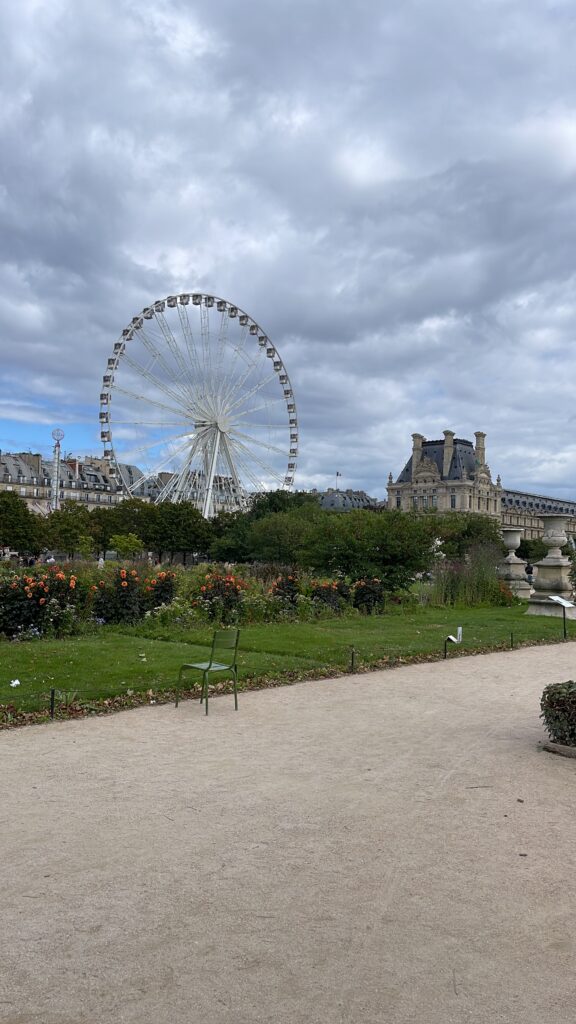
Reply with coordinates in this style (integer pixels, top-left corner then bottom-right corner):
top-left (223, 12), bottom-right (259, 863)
top-left (247, 489), bottom-right (319, 521)
top-left (299, 509), bottom-right (434, 586)
top-left (430, 513), bottom-right (503, 560)
top-left (209, 512), bottom-right (253, 562)
top-left (45, 501), bottom-right (92, 558)
top-left (107, 499), bottom-right (158, 548)
top-left (147, 502), bottom-right (213, 563)
top-left (246, 508), bottom-right (316, 564)
top-left (109, 533), bottom-right (145, 560)
top-left (77, 534), bottom-right (96, 560)
top-left (0, 491), bottom-right (43, 554)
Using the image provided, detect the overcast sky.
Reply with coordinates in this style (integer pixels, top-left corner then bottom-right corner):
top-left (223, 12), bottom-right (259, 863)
top-left (2, 0), bottom-right (576, 500)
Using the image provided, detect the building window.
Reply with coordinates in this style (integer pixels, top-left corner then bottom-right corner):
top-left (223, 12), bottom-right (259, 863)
top-left (431, 494), bottom-right (437, 508)
top-left (450, 494), bottom-right (456, 509)
top-left (477, 497), bottom-right (481, 510)
top-left (412, 496), bottom-right (418, 509)
top-left (396, 495), bottom-right (401, 508)
top-left (421, 495), bottom-right (428, 508)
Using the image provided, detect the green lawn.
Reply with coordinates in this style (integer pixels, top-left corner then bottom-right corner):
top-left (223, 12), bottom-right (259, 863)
top-left (0, 605), bottom-right (572, 716)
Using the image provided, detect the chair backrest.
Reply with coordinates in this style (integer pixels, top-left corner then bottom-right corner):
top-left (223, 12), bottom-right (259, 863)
top-left (210, 628), bottom-right (240, 665)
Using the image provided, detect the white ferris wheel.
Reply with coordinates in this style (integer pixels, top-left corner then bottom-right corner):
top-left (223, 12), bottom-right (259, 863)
top-left (99, 293), bottom-right (298, 517)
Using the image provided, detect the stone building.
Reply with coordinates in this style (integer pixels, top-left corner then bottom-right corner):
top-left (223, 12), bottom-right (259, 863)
top-left (387, 430), bottom-right (576, 540)
top-left (312, 488), bottom-right (382, 511)
top-left (0, 451), bottom-right (153, 515)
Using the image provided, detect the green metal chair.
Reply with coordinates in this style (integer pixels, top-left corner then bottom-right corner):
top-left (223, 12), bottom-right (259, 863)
top-left (175, 629), bottom-right (240, 715)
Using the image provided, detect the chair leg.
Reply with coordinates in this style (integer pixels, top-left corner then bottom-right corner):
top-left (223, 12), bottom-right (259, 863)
top-left (204, 672), bottom-right (209, 715)
top-left (233, 669), bottom-right (238, 711)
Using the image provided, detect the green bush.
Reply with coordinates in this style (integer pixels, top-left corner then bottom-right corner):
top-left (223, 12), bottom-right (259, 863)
top-left (429, 544), bottom-right (516, 607)
top-left (540, 681), bottom-right (576, 746)
top-left (270, 574), bottom-right (300, 606)
top-left (352, 578), bottom-right (385, 614)
top-left (93, 567), bottom-right (142, 624)
top-left (195, 571), bottom-right (248, 623)
top-left (0, 566), bottom-right (89, 638)
top-left (310, 579), bottom-right (351, 612)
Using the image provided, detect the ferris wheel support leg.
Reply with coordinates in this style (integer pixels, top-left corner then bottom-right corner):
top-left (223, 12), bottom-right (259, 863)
top-left (220, 433), bottom-right (247, 511)
top-left (202, 430), bottom-right (221, 518)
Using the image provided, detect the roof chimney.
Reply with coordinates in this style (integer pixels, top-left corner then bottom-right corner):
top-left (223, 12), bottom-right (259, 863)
top-left (442, 430), bottom-right (455, 478)
top-left (411, 434), bottom-right (425, 482)
top-left (474, 431), bottom-right (486, 467)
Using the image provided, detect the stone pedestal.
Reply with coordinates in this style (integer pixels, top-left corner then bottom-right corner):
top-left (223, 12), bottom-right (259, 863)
top-left (527, 515), bottom-right (576, 618)
top-left (498, 528), bottom-right (531, 600)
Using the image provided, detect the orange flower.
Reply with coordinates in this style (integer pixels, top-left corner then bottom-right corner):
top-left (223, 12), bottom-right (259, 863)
top-left (200, 586), bottom-right (206, 592)
top-left (26, 593), bottom-right (32, 599)
top-left (91, 585), bottom-right (97, 592)
top-left (151, 579), bottom-right (157, 585)
top-left (121, 581), bottom-right (128, 588)
top-left (99, 581), bottom-right (105, 588)
top-left (39, 598), bottom-right (46, 605)
top-left (10, 582), bottom-right (17, 589)
top-left (131, 570), bottom-right (137, 576)
top-left (69, 580), bottom-right (76, 589)
top-left (120, 569), bottom-right (127, 579)
top-left (56, 572), bottom-right (65, 581)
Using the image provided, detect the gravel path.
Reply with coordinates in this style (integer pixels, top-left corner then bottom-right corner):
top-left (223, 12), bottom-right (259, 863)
top-left (2, 644), bottom-right (576, 1024)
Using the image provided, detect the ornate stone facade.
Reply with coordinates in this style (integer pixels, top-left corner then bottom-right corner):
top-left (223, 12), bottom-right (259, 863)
top-left (388, 430), bottom-right (576, 539)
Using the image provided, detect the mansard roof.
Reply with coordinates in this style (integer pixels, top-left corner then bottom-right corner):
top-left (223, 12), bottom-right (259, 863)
top-left (396, 438), bottom-right (477, 484)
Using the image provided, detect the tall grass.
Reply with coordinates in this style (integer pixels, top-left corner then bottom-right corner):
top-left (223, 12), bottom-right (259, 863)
top-left (428, 544), bottom-right (511, 607)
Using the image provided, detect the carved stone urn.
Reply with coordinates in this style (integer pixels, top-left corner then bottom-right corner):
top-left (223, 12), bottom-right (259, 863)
top-left (499, 528), bottom-right (531, 599)
top-left (527, 515), bottom-right (575, 617)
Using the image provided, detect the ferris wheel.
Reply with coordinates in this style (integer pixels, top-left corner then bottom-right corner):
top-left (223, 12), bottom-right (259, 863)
top-left (99, 293), bottom-right (298, 517)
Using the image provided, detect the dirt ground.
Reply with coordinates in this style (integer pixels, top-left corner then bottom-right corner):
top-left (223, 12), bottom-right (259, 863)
top-left (2, 644), bottom-right (576, 1024)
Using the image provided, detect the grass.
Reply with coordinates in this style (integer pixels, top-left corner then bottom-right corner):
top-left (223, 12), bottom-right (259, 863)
top-left (0, 604), bottom-right (572, 720)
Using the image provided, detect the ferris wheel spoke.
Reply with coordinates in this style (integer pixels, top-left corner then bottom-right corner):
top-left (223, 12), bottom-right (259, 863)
top-left (229, 428), bottom-right (289, 458)
top-left (115, 429), bottom-right (196, 461)
top-left (217, 324), bottom-right (252, 405)
top-left (136, 324), bottom-right (188, 392)
top-left (177, 304), bottom-right (205, 384)
top-left (109, 420), bottom-right (191, 428)
top-left (219, 346), bottom-right (267, 410)
top-left (226, 371), bottom-right (279, 415)
top-left (154, 311), bottom-right (193, 384)
top-left (121, 435), bottom-right (197, 492)
top-left (224, 446), bottom-right (269, 494)
top-left (219, 433), bottom-right (245, 503)
top-left (110, 382), bottom-right (192, 420)
top-left (210, 310), bottom-right (230, 402)
top-left (119, 352), bottom-right (193, 412)
top-left (228, 435), bottom-right (287, 486)
top-left (233, 397), bottom-right (286, 422)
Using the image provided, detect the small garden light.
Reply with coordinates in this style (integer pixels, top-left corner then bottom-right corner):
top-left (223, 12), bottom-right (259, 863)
top-left (444, 626), bottom-right (463, 659)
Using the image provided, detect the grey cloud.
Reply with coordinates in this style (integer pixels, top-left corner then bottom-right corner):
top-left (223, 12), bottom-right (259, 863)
top-left (2, 0), bottom-right (576, 498)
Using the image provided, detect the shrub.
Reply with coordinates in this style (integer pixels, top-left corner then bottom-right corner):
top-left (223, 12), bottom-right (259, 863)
top-left (92, 567), bottom-right (142, 624)
top-left (142, 569), bottom-right (177, 610)
top-left (196, 572), bottom-right (248, 623)
top-left (310, 579), bottom-right (351, 612)
top-left (0, 566), bottom-right (89, 638)
top-left (540, 681), bottom-right (576, 746)
top-left (352, 578), bottom-right (385, 614)
top-left (428, 544), bottom-right (516, 607)
top-left (270, 574), bottom-right (300, 606)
